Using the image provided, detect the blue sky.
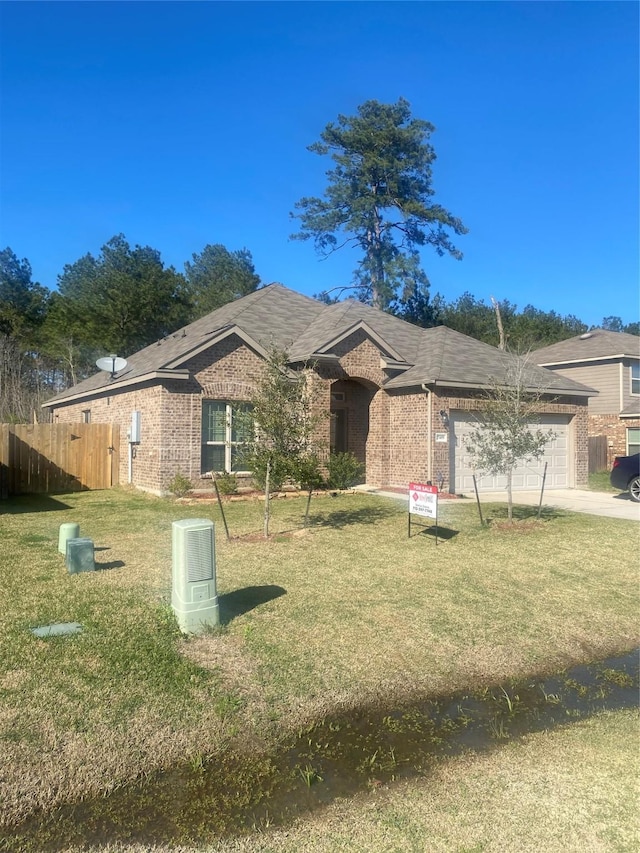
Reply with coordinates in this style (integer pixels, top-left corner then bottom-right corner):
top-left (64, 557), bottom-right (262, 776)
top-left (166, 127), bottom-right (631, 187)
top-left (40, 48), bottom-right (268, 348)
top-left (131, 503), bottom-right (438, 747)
top-left (1, 1), bottom-right (638, 327)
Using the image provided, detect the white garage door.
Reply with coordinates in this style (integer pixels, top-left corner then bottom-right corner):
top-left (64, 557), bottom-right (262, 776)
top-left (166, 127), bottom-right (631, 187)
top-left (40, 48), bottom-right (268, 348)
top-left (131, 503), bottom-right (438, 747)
top-left (450, 412), bottom-right (572, 494)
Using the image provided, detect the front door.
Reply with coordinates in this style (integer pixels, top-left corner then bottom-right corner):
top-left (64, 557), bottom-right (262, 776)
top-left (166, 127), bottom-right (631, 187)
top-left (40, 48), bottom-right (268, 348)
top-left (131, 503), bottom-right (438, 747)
top-left (330, 408), bottom-right (348, 454)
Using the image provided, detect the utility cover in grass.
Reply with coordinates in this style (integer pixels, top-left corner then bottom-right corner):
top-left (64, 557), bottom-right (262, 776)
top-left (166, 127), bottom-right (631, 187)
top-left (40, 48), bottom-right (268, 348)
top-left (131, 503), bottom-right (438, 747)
top-left (30, 622), bottom-right (83, 638)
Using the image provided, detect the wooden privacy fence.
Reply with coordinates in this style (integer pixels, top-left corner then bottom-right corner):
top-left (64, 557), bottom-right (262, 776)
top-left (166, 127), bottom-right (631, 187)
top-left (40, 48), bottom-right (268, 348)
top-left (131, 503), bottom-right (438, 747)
top-left (588, 434), bottom-right (609, 474)
top-left (0, 423), bottom-right (120, 498)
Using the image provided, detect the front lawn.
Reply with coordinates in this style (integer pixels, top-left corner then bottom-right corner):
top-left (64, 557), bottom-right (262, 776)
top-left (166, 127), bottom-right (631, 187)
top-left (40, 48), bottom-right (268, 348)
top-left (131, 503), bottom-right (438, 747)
top-left (0, 487), bottom-right (637, 848)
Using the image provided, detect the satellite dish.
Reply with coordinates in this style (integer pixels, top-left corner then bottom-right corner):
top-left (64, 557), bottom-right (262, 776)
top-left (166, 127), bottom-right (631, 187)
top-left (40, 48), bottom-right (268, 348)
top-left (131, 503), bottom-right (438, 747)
top-left (96, 354), bottom-right (128, 378)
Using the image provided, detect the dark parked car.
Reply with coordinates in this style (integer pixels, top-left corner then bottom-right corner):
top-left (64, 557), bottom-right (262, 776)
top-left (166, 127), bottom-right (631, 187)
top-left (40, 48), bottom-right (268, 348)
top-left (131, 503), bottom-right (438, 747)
top-left (610, 453), bottom-right (640, 503)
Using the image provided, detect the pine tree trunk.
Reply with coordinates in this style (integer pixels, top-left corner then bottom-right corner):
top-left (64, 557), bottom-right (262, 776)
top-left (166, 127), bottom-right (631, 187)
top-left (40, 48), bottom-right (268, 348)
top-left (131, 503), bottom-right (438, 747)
top-left (365, 201), bottom-right (386, 310)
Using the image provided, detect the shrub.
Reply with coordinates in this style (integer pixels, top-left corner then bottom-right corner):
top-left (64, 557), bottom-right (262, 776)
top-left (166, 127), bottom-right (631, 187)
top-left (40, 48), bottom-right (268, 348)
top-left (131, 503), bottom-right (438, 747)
top-left (292, 453), bottom-right (325, 492)
top-left (215, 472), bottom-right (238, 496)
top-left (167, 472), bottom-right (193, 498)
top-left (327, 452), bottom-right (365, 490)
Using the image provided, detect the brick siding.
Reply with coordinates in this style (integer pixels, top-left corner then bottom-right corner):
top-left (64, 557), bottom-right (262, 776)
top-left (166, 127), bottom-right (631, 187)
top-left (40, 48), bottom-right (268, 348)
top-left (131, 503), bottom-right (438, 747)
top-left (50, 337), bottom-right (267, 494)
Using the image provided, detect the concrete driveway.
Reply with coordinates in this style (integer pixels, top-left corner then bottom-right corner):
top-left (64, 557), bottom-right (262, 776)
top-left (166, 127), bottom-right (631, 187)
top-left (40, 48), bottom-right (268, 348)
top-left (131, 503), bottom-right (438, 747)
top-left (369, 486), bottom-right (640, 521)
top-left (499, 489), bottom-right (640, 521)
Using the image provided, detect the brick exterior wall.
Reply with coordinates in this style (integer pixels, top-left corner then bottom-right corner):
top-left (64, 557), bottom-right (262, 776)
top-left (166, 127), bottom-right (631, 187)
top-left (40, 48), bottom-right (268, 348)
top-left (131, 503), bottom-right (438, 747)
top-left (50, 337), bottom-right (268, 494)
top-left (50, 383), bottom-right (164, 492)
top-left (588, 414), bottom-right (640, 464)
top-left (383, 390), bottom-right (430, 488)
top-left (49, 331), bottom-right (591, 493)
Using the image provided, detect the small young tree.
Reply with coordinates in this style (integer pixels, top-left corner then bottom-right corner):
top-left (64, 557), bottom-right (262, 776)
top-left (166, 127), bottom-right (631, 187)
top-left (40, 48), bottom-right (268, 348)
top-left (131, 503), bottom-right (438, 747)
top-left (464, 358), bottom-right (556, 521)
top-left (242, 348), bottom-right (324, 537)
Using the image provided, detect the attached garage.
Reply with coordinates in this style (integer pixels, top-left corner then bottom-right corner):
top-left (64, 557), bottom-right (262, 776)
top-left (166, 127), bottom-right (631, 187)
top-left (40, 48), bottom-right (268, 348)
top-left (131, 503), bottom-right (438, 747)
top-left (450, 411), bottom-right (573, 494)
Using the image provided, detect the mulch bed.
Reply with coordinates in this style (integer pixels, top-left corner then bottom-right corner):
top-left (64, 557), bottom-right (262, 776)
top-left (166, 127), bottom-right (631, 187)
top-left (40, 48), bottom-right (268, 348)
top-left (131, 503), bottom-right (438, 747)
top-left (180, 487), bottom-right (464, 504)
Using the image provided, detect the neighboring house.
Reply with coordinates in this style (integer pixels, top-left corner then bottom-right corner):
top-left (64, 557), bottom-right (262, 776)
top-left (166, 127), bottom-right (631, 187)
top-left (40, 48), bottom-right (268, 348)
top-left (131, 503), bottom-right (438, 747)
top-left (532, 329), bottom-right (640, 464)
top-left (43, 284), bottom-right (595, 496)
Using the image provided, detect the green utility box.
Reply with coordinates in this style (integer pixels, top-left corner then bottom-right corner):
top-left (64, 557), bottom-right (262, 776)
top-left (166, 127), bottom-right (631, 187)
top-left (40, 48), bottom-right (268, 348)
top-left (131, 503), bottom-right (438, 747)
top-left (58, 523), bottom-right (80, 554)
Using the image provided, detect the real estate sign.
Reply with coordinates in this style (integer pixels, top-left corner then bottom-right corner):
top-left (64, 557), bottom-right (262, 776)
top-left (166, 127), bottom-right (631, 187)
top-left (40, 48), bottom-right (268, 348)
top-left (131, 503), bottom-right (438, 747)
top-left (409, 482), bottom-right (438, 519)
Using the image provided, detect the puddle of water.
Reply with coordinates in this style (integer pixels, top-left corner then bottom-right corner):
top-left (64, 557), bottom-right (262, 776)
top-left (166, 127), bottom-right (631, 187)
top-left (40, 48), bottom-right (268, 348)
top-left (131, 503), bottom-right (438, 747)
top-left (3, 650), bottom-right (638, 852)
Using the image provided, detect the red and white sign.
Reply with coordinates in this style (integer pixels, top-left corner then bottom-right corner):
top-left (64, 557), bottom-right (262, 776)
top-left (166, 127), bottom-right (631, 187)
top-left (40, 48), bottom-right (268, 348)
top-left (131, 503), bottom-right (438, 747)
top-left (409, 482), bottom-right (438, 519)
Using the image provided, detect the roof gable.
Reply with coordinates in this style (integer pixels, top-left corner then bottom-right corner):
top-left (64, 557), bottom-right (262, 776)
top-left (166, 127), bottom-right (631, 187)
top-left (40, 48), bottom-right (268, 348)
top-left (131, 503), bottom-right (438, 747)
top-left (44, 284), bottom-right (324, 405)
top-left (298, 320), bottom-right (405, 362)
top-left (164, 325), bottom-right (269, 368)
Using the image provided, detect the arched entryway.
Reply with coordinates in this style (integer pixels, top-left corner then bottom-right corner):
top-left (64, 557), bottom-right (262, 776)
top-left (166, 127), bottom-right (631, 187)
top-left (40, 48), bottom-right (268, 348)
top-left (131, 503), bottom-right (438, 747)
top-left (330, 378), bottom-right (378, 479)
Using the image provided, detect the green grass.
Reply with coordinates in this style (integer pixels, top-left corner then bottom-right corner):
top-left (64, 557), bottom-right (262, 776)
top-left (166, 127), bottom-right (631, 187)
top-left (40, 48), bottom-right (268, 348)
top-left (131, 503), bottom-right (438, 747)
top-left (588, 470), bottom-right (619, 492)
top-left (0, 486), bottom-right (638, 844)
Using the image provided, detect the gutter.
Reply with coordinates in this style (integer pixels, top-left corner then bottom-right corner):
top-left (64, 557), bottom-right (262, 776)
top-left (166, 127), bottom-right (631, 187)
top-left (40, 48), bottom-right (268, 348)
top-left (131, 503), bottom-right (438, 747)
top-left (42, 369), bottom-right (190, 408)
top-left (538, 354), bottom-right (639, 367)
top-left (397, 377), bottom-right (594, 397)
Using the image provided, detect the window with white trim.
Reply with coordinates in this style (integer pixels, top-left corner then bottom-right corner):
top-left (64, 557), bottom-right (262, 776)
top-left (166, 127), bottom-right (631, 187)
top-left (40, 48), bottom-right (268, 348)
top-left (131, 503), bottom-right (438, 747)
top-left (627, 427), bottom-right (640, 456)
top-left (201, 401), bottom-right (253, 474)
top-left (631, 363), bottom-right (640, 396)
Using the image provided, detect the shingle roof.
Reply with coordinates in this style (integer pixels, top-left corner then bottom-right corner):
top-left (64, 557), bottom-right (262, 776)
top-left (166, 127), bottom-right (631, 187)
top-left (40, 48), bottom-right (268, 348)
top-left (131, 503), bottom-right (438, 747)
top-left (621, 400), bottom-right (640, 417)
top-left (384, 325), bottom-right (594, 394)
top-left (44, 283), bottom-right (595, 406)
top-left (44, 285), bottom-right (324, 405)
top-left (532, 329), bottom-right (640, 365)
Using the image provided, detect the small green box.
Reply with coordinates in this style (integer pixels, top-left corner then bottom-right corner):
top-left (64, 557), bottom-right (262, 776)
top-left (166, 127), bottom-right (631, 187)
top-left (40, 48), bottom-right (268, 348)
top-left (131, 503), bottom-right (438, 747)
top-left (66, 538), bottom-right (95, 574)
top-left (58, 522), bottom-right (80, 554)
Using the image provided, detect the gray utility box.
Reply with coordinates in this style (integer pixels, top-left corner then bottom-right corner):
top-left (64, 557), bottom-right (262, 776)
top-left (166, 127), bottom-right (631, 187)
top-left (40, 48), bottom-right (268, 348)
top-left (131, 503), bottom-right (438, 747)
top-left (66, 538), bottom-right (95, 574)
top-left (171, 518), bottom-right (219, 634)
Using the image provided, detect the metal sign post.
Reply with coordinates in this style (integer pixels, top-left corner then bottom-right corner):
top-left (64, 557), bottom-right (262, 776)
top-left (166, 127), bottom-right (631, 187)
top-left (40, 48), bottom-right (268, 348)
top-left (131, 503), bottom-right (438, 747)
top-left (408, 482), bottom-right (439, 545)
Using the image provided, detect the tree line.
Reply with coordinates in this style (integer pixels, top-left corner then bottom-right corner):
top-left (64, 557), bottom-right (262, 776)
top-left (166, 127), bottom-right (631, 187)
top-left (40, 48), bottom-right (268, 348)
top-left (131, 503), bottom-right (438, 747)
top-left (0, 239), bottom-right (260, 422)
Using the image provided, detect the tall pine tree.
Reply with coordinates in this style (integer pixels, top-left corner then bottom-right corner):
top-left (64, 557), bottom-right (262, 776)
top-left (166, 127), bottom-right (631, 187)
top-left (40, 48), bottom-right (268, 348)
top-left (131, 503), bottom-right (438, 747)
top-left (291, 98), bottom-right (467, 311)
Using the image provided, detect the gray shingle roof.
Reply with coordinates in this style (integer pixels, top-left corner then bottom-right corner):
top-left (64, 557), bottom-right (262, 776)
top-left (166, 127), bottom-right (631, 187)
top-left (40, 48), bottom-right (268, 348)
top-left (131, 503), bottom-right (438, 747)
top-left (621, 400), bottom-right (640, 417)
top-left (532, 329), bottom-right (640, 364)
top-left (384, 325), bottom-right (594, 394)
top-left (44, 284), bottom-right (595, 406)
top-left (45, 285), bottom-right (324, 405)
